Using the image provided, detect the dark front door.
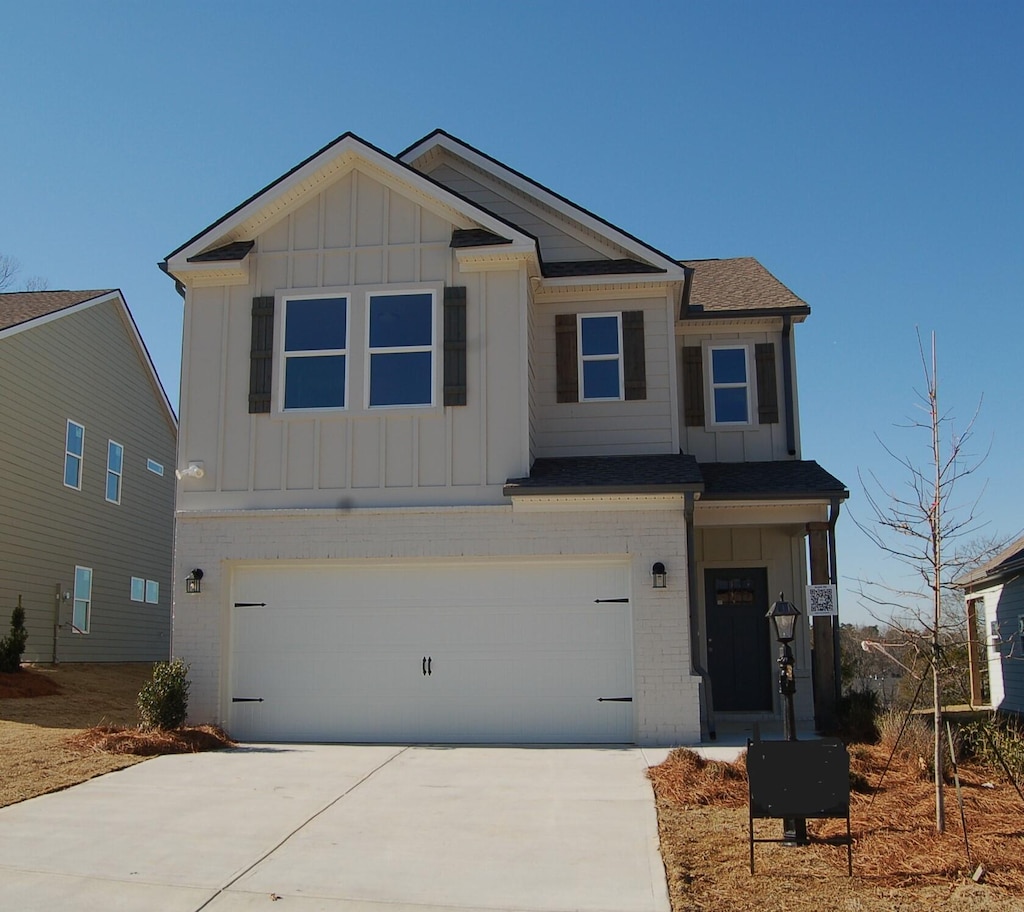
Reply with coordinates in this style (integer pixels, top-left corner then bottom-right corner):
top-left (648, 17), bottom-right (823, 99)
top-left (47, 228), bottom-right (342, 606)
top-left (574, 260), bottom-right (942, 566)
top-left (705, 568), bottom-right (772, 711)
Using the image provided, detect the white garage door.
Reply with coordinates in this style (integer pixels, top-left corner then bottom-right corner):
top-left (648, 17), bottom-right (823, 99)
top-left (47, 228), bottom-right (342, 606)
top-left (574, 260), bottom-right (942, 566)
top-left (229, 559), bottom-right (633, 743)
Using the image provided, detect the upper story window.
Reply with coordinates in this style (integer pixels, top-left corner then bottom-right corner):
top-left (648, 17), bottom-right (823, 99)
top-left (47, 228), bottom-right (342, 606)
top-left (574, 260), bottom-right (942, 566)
top-left (106, 440), bottom-right (124, 504)
top-left (282, 296), bottom-right (348, 410)
top-left (368, 291), bottom-right (435, 407)
top-left (146, 459), bottom-right (164, 476)
top-left (709, 345), bottom-right (752, 425)
top-left (145, 580), bottom-right (160, 604)
top-left (64, 420), bottom-right (85, 489)
top-left (73, 565), bottom-right (92, 634)
top-left (131, 576), bottom-right (145, 602)
top-left (578, 314), bottom-right (624, 401)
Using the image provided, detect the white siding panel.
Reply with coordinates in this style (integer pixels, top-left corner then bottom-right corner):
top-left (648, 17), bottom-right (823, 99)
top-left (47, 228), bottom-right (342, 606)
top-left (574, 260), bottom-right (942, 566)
top-left (355, 249), bottom-right (384, 285)
top-left (351, 421), bottom-right (381, 488)
top-left (318, 421), bottom-right (348, 490)
top-left (388, 192), bottom-right (417, 244)
top-left (385, 418), bottom-right (414, 488)
top-left (322, 252), bottom-right (351, 286)
top-left (253, 419), bottom-right (283, 491)
top-left (418, 417), bottom-right (447, 486)
top-left (286, 420), bottom-right (315, 490)
top-left (323, 174), bottom-right (353, 248)
top-left (355, 172), bottom-right (385, 246)
top-left (220, 288), bottom-right (255, 492)
top-left (292, 197), bottom-right (320, 250)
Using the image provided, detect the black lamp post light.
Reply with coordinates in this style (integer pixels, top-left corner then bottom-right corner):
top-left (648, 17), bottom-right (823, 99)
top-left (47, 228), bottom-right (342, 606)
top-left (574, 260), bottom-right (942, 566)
top-left (765, 591), bottom-right (808, 845)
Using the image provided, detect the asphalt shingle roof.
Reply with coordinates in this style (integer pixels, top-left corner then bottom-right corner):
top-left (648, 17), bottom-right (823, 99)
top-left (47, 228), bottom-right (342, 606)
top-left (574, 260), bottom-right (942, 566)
top-left (955, 533), bottom-right (1024, 589)
top-left (0, 290), bottom-right (113, 332)
top-left (697, 460), bottom-right (849, 499)
top-left (449, 228), bottom-right (514, 248)
top-left (187, 240), bottom-right (255, 263)
top-left (681, 257), bottom-right (809, 315)
top-left (504, 454), bottom-right (703, 495)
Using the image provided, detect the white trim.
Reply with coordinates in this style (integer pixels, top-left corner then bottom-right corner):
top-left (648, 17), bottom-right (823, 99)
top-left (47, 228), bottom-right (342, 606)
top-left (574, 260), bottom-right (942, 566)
top-left (278, 293), bottom-right (350, 412)
top-left (705, 342), bottom-right (755, 427)
top-left (577, 312), bottom-right (624, 402)
top-left (72, 565), bottom-right (92, 634)
top-left (63, 419), bottom-right (85, 491)
top-left (145, 579), bottom-right (160, 604)
top-left (165, 136), bottom-right (535, 271)
top-left (146, 458), bottom-right (165, 476)
top-left (400, 133), bottom-right (686, 277)
top-left (131, 576), bottom-right (146, 602)
top-left (365, 289), bottom-right (437, 410)
top-left (105, 439), bottom-right (124, 504)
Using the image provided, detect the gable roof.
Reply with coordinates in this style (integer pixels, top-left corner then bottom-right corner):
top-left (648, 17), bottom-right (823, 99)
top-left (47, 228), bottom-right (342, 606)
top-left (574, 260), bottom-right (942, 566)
top-left (0, 289), bottom-right (114, 332)
top-left (161, 132), bottom-right (537, 274)
top-left (400, 129), bottom-right (687, 278)
top-left (955, 533), bottom-right (1024, 591)
top-left (681, 258), bottom-right (810, 318)
top-left (0, 289), bottom-right (177, 430)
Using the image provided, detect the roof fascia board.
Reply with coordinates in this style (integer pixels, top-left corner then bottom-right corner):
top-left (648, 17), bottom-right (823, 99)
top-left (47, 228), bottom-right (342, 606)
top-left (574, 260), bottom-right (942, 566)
top-left (507, 492), bottom-right (690, 512)
top-left (400, 130), bottom-right (686, 277)
top-left (165, 133), bottom-right (536, 272)
top-left (680, 305), bottom-right (811, 322)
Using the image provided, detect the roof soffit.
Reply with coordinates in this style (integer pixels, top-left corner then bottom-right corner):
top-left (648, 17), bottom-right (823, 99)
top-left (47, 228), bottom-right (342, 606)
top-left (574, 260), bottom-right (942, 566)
top-left (164, 135), bottom-right (536, 275)
top-left (401, 132), bottom-right (686, 277)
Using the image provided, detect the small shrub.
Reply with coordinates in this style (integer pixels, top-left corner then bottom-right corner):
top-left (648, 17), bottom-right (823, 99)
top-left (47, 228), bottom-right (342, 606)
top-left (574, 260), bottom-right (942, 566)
top-left (137, 659), bottom-right (191, 730)
top-left (959, 714), bottom-right (1024, 785)
top-left (0, 603), bottom-right (28, 673)
top-left (837, 687), bottom-right (880, 743)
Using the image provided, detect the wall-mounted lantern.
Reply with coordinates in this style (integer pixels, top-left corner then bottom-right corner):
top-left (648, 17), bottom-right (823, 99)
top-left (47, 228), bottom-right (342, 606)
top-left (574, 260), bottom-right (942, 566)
top-left (651, 562), bottom-right (667, 589)
top-left (186, 568), bottom-right (204, 594)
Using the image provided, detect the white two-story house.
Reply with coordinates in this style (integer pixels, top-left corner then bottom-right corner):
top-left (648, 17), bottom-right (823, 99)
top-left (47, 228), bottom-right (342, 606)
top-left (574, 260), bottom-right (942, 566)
top-left (161, 129), bottom-right (847, 745)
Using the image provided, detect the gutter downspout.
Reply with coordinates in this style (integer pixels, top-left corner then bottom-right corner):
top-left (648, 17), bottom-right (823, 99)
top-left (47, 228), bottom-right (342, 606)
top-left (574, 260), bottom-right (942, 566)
top-left (828, 496), bottom-right (843, 707)
top-left (685, 491), bottom-right (715, 740)
top-left (782, 315), bottom-right (796, 456)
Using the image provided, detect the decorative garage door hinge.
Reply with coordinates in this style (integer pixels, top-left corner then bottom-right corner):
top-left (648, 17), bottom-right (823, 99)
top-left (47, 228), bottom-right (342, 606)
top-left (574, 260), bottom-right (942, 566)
top-left (232, 697), bottom-right (264, 703)
top-left (597, 697), bottom-right (633, 702)
top-left (593, 597), bottom-right (629, 603)
top-left (234, 602), bottom-right (267, 607)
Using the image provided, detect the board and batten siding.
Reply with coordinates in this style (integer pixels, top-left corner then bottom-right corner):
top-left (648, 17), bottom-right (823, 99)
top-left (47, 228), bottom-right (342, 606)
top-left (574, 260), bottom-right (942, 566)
top-left (423, 159), bottom-right (621, 264)
top-left (677, 327), bottom-right (797, 463)
top-left (531, 297), bottom-right (675, 458)
top-left (178, 168), bottom-right (529, 512)
top-left (0, 300), bottom-right (175, 662)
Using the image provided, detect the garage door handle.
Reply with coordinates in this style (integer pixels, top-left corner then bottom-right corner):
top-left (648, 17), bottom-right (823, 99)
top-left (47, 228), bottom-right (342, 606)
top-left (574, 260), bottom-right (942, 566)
top-left (422, 656), bottom-right (433, 676)
top-left (422, 656), bottom-right (427, 676)
top-left (427, 656), bottom-right (432, 675)
top-left (597, 697), bottom-right (633, 702)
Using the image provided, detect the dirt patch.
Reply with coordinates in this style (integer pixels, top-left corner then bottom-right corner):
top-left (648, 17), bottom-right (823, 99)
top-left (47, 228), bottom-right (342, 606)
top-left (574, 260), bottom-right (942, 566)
top-left (0, 663), bottom-right (233, 808)
top-left (0, 667), bottom-right (62, 698)
top-left (648, 745), bottom-right (1024, 912)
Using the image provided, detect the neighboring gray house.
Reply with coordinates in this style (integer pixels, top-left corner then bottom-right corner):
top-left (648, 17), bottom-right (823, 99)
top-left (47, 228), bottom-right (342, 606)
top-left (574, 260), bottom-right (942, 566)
top-left (0, 290), bottom-right (177, 662)
top-left (957, 534), bottom-right (1024, 717)
top-left (161, 130), bottom-right (847, 745)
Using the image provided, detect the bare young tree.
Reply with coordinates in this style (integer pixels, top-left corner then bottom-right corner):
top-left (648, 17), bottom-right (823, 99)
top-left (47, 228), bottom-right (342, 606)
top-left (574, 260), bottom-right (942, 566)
top-left (0, 254), bottom-right (48, 292)
top-left (854, 331), bottom-right (992, 834)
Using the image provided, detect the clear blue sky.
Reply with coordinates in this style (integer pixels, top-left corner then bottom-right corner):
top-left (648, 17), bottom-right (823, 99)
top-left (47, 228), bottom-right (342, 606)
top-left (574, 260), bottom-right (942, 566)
top-left (3, 1), bottom-right (1021, 625)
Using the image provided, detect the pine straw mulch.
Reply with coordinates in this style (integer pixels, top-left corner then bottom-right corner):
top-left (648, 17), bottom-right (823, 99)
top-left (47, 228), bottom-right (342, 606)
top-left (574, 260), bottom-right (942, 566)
top-left (65, 723), bottom-right (235, 756)
top-left (648, 745), bottom-right (1024, 912)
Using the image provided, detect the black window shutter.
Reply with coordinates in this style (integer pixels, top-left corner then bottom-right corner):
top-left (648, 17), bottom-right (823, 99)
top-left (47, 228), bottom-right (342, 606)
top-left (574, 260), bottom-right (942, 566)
top-left (555, 314), bottom-right (579, 403)
top-left (622, 310), bottom-right (646, 401)
top-left (755, 342), bottom-right (779, 424)
top-left (682, 346), bottom-right (705, 426)
top-left (249, 296), bottom-right (275, 414)
top-left (443, 286), bottom-right (467, 407)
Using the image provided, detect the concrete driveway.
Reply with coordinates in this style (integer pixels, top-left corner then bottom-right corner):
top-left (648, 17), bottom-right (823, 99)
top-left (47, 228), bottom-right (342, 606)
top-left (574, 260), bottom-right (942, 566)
top-left (0, 745), bottom-right (671, 912)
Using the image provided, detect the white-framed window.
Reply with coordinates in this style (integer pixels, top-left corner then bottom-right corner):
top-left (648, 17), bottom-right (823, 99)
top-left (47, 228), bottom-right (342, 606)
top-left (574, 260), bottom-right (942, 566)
top-left (64, 420), bottom-right (85, 489)
top-left (130, 576), bottom-right (145, 602)
top-left (72, 565), bottom-right (92, 633)
top-left (577, 313), bottom-right (624, 401)
top-left (281, 295), bottom-right (349, 410)
top-left (708, 345), bottom-right (753, 425)
top-left (146, 459), bottom-right (164, 476)
top-left (367, 290), bottom-right (435, 408)
top-left (145, 580), bottom-right (159, 604)
top-left (106, 440), bottom-right (124, 504)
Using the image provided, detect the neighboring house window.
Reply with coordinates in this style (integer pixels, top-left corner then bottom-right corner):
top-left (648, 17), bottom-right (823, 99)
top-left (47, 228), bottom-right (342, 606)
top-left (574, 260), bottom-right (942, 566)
top-left (145, 580), bottom-right (159, 604)
top-left (146, 459), bottom-right (164, 476)
top-left (282, 296), bottom-right (348, 410)
top-left (578, 313), bottom-right (623, 401)
top-left (131, 577), bottom-right (145, 602)
top-left (368, 291), bottom-right (435, 407)
top-left (72, 566), bottom-right (92, 633)
top-left (106, 440), bottom-right (124, 504)
top-left (708, 345), bottom-right (752, 424)
top-left (64, 420), bottom-right (85, 489)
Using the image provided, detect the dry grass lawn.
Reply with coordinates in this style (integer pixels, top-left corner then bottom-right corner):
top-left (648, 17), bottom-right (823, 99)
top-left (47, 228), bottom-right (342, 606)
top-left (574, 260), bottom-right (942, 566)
top-left (649, 745), bottom-right (1024, 912)
top-left (0, 663), bottom-right (232, 808)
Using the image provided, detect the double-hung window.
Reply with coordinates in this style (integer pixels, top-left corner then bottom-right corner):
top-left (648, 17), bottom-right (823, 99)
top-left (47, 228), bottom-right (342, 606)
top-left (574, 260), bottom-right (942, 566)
top-left (709, 345), bottom-right (752, 424)
top-left (578, 313), bottom-right (623, 401)
top-left (367, 291), bottom-right (435, 407)
top-left (106, 440), bottom-right (124, 504)
top-left (282, 296), bottom-right (348, 410)
top-left (73, 566), bottom-right (92, 633)
top-left (64, 420), bottom-right (85, 489)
